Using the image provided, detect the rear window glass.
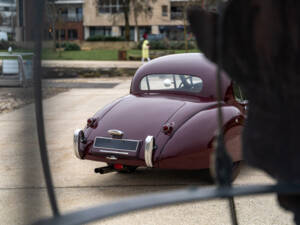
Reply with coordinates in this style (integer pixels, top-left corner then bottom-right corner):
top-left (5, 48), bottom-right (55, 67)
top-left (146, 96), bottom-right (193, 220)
top-left (140, 74), bottom-right (203, 93)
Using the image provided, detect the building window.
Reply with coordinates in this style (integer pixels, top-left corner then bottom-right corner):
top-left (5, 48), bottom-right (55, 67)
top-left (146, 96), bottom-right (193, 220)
top-left (98, 0), bottom-right (123, 14)
top-left (90, 26), bottom-right (112, 37)
top-left (18, 0), bottom-right (23, 26)
top-left (159, 25), bottom-right (185, 41)
top-left (121, 26), bottom-right (135, 41)
top-left (60, 8), bottom-right (68, 16)
top-left (56, 29), bottom-right (66, 40)
top-left (68, 29), bottom-right (78, 40)
top-left (138, 26), bottom-right (151, 41)
top-left (170, 3), bottom-right (183, 20)
top-left (76, 7), bottom-right (83, 20)
top-left (162, 5), bottom-right (168, 17)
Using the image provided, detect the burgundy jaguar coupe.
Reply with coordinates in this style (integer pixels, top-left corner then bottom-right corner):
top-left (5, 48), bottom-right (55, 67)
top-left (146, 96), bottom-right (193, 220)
top-left (74, 53), bottom-right (245, 177)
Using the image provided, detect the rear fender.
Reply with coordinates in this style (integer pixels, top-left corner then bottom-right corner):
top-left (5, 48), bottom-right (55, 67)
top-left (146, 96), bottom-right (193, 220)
top-left (157, 106), bottom-right (243, 169)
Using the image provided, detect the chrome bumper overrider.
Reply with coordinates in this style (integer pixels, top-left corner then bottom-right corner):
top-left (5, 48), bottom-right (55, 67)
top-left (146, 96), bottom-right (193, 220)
top-left (145, 136), bottom-right (154, 167)
top-left (73, 129), bottom-right (83, 159)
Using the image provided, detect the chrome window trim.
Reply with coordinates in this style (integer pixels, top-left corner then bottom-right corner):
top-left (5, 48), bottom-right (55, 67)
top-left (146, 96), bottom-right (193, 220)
top-left (73, 129), bottom-right (82, 159)
top-left (145, 136), bottom-right (154, 167)
top-left (93, 136), bottom-right (140, 152)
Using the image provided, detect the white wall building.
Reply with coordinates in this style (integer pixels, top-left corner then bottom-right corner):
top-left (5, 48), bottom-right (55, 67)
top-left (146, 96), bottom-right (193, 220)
top-left (0, 0), bottom-right (16, 39)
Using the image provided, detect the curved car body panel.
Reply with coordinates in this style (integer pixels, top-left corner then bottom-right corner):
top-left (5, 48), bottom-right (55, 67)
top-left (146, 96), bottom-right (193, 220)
top-left (157, 106), bottom-right (242, 169)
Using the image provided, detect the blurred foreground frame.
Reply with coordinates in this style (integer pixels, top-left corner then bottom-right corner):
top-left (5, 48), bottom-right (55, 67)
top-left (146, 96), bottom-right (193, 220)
top-left (31, 0), bottom-right (300, 225)
top-left (188, 0), bottom-right (300, 223)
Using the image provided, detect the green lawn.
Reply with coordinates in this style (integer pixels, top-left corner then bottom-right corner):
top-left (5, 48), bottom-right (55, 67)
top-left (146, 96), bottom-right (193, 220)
top-left (42, 49), bottom-right (200, 61)
top-left (0, 49), bottom-right (34, 60)
top-left (42, 49), bottom-right (118, 60)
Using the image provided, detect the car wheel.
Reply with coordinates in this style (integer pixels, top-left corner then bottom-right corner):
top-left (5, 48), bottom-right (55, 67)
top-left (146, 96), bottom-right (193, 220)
top-left (231, 161), bottom-right (242, 181)
top-left (206, 161), bottom-right (242, 183)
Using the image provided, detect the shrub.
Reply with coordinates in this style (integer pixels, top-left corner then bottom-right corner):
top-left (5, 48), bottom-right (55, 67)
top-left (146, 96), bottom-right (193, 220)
top-left (137, 40), bottom-right (196, 50)
top-left (64, 42), bottom-right (81, 51)
top-left (86, 35), bottom-right (125, 42)
top-left (169, 41), bottom-right (196, 50)
top-left (137, 40), bottom-right (169, 50)
top-left (56, 42), bottom-right (67, 48)
top-left (0, 40), bottom-right (16, 50)
top-left (150, 41), bottom-right (169, 50)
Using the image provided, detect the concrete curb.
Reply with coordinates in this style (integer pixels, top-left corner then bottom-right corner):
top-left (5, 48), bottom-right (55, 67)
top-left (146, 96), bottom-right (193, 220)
top-left (42, 60), bottom-right (143, 69)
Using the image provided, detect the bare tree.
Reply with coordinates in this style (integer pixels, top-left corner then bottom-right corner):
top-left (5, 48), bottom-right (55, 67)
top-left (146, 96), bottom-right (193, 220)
top-left (0, 13), bottom-right (3, 27)
top-left (45, 0), bottom-right (62, 51)
top-left (132, 0), bottom-right (156, 42)
top-left (181, 0), bottom-right (203, 52)
top-left (95, 0), bottom-right (155, 41)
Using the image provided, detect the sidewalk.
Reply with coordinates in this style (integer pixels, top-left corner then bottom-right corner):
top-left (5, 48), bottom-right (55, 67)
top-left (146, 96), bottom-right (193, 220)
top-left (42, 60), bottom-right (143, 69)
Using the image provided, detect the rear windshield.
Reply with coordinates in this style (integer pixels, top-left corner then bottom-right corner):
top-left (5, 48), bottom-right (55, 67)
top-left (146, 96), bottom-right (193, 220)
top-left (140, 74), bottom-right (203, 93)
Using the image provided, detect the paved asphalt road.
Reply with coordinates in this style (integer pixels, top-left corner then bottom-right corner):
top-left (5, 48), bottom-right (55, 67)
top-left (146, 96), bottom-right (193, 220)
top-left (0, 78), bottom-right (294, 225)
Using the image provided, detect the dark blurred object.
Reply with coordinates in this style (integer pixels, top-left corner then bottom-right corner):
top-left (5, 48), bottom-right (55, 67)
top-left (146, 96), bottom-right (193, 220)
top-left (0, 40), bottom-right (17, 50)
top-left (143, 32), bottom-right (148, 40)
top-left (118, 50), bottom-right (127, 60)
top-left (188, 1), bottom-right (300, 223)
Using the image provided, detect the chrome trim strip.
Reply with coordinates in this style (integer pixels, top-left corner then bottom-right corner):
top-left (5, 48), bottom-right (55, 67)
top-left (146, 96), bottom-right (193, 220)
top-left (106, 155), bottom-right (118, 160)
top-left (145, 136), bottom-right (154, 167)
top-left (93, 136), bottom-right (140, 152)
top-left (99, 150), bottom-right (129, 155)
top-left (73, 129), bottom-right (82, 159)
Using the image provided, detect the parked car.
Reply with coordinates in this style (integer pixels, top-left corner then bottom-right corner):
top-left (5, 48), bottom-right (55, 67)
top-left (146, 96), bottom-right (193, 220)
top-left (0, 31), bottom-right (8, 41)
top-left (74, 53), bottom-right (245, 179)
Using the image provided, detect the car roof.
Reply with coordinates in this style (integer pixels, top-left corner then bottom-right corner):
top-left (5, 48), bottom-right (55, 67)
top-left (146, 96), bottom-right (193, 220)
top-left (130, 53), bottom-right (231, 99)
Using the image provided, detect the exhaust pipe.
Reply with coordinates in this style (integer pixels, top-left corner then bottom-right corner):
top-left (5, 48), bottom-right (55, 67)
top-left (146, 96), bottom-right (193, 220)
top-left (94, 166), bottom-right (115, 174)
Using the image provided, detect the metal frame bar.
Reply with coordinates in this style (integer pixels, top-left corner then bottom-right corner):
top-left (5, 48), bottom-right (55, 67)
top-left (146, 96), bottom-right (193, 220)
top-left (32, 183), bottom-right (300, 225)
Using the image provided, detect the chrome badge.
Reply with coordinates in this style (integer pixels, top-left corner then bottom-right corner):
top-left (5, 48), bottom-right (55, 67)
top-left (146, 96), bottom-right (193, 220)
top-left (108, 129), bottom-right (124, 139)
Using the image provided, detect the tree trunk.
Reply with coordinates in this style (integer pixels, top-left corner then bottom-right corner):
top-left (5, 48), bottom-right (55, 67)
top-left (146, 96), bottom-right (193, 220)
top-left (52, 22), bottom-right (56, 52)
top-left (123, 0), bottom-right (130, 41)
top-left (57, 8), bottom-right (63, 57)
top-left (134, 13), bottom-right (139, 42)
top-left (188, 0), bottom-right (300, 223)
top-left (183, 4), bottom-right (188, 52)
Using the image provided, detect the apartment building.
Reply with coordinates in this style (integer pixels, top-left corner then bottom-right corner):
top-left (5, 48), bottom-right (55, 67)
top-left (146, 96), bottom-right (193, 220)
top-left (53, 0), bottom-right (84, 41)
top-left (0, 0), bottom-right (16, 40)
top-left (15, 0), bottom-right (84, 42)
top-left (16, 0), bottom-right (189, 42)
top-left (83, 0), bottom-right (188, 41)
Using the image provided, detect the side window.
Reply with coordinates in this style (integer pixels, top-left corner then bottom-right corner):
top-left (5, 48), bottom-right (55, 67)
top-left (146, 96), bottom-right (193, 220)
top-left (233, 83), bottom-right (247, 102)
top-left (140, 74), bottom-right (203, 93)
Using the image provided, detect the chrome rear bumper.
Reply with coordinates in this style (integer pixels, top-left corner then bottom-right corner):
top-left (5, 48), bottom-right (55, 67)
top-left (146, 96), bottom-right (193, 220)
top-left (73, 129), bottom-right (83, 159)
top-left (145, 136), bottom-right (154, 167)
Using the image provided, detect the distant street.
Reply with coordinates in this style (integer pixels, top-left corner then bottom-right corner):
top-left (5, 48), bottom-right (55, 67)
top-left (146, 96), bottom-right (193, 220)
top-left (0, 77), bottom-right (294, 225)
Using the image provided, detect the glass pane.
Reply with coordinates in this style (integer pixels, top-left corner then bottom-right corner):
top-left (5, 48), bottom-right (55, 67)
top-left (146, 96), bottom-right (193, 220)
top-left (140, 74), bottom-right (203, 93)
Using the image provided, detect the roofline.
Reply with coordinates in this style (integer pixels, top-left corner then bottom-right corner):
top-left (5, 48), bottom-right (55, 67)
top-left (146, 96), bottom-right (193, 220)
top-left (130, 53), bottom-right (231, 100)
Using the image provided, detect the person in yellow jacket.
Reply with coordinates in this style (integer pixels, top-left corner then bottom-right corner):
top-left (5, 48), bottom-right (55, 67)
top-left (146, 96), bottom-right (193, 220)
top-left (142, 36), bottom-right (150, 63)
